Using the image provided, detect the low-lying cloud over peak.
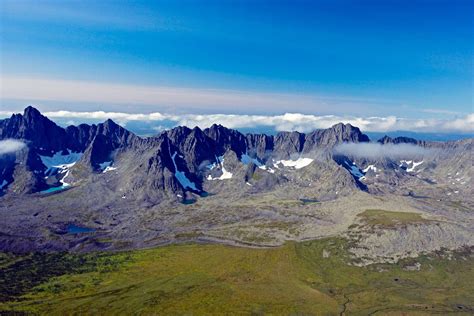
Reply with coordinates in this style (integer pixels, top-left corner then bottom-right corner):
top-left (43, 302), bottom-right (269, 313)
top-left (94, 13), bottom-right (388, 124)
top-left (334, 142), bottom-right (432, 159)
top-left (0, 139), bottom-right (26, 155)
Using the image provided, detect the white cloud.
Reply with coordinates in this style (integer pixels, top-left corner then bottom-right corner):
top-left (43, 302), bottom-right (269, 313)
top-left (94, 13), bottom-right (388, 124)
top-left (1, 109), bottom-right (473, 133)
top-left (334, 143), bottom-right (432, 159)
top-left (43, 110), bottom-right (167, 124)
top-left (441, 113), bottom-right (474, 132)
top-left (0, 139), bottom-right (26, 155)
top-left (176, 113), bottom-right (474, 133)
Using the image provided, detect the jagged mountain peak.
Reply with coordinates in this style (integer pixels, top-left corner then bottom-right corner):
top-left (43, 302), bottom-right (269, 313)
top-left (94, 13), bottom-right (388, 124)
top-left (22, 105), bottom-right (55, 126)
top-left (377, 135), bottom-right (418, 144)
top-left (328, 122), bottom-right (368, 138)
top-left (0, 106), bottom-right (68, 153)
top-left (204, 123), bottom-right (243, 136)
top-left (166, 125), bottom-right (193, 138)
top-left (302, 122), bottom-right (369, 150)
top-left (377, 135), bottom-right (393, 144)
top-left (103, 118), bottom-right (119, 128)
top-left (206, 123), bottom-right (232, 132)
top-left (23, 105), bottom-right (43, 119)
top-left (97, 119), bottom-right (133, 140)
top-left (331, 122), bottom-right (353, 129)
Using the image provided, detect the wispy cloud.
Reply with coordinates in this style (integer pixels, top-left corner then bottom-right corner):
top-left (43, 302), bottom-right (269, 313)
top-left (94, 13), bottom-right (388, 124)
top-left (0, 139), bottom-right (26, 155)
top-left (1, 109), bottom-right (472, 134)
top-left (421, 108), bottom-right (465, 115)
top-left (334, 143), bottom-right (432, 159)
top-left (0, 76), bottom-right (385, 115)
top-left (1, 0), bottom-right (179, 31)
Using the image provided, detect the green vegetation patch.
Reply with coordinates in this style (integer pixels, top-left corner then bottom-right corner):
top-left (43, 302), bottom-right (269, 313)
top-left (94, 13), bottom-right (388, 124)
top-left (358, 209), bottom-right (430, 228)
top-left (0, 238), bottom-right (472, 315)
top-left (0, 252), bottom-right (132, 303)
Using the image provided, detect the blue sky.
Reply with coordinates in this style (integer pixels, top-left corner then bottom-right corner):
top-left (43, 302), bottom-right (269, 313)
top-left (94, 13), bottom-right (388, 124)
top-left (0, 0), bottom-right (473, 133)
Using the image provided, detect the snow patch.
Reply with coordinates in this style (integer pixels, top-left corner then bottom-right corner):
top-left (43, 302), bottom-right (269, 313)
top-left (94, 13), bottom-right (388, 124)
top-left (217, 166), bottom-right (233, 180)
top-left (171, 151), bottom-right (198, 191)
top-left (99, 161), bottom-right (117, 173)
top-left (103, 166), bottom-right (117, 173)
top-left (39, 150), bottom-right (83, 175)
top-left (207, 156), bottom-right (233, 180)
top-left (362, 165), bottom-right (377, 173)
top-left (39, 149), bottom-right (82, 192)
top-left (206, 155), bottom-right (224, 170)
top-left (274, 157), bottom-right (314, 169)
top-left (59, 170), bottom-right (71, 187)
top-left (400, 160), bottom-right (424, 172)
top-left (258, 165), bottom-right (276, 173)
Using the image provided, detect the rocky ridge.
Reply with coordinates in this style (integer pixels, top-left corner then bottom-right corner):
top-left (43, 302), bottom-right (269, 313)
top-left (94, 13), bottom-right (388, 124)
top-left (0, 107), bottom-right (472, 264)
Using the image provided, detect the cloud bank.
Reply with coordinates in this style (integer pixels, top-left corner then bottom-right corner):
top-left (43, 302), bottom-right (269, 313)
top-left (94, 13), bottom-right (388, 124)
top-left (334, 143), bottom-right (432, 159)
top-left (0, 139), bottom-right (26, 155)
top-left (1, 109), bottom-right (470, 134)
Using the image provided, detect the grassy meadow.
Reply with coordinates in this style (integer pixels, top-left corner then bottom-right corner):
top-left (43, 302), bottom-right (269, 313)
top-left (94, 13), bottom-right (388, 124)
top-left (0, 237), bottom-right (472, 315)
top-left (357, 209), bottom-right (430, 228)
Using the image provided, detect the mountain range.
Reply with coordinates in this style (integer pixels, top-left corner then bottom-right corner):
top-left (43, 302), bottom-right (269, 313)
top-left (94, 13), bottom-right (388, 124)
top-left (0, 106), bottom-right (472, 259)
top-left (0, 106), bottom-right (378, 197)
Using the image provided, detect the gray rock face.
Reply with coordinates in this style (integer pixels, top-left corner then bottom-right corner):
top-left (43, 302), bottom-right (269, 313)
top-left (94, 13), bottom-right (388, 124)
top-left (245, 133), bottom-right (273, 160)
top-left (304, 123), bottom-right (369, 151)
top-left (273, 131), bottom-right (306, 158)
top-left (377, 135), bottom-right (419, 145)
top-left (80, 119), bottom-right (137, 171)
top-left (204, 124), bottom-right (247, 157)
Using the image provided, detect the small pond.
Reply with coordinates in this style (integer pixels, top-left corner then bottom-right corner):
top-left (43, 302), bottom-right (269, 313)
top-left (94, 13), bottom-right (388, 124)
top-left (67, 224), bottom-right (96, 234)
top-left (182, 199), bottom-right (196, 205)
top-left (300, 198), bottom-right (319, 204)
top-left (40, 186), bottom-right (68, 194)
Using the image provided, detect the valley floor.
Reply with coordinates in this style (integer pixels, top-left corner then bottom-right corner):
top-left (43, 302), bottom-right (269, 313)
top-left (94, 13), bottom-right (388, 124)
top-left (1, 237), bottom-right (473, 315)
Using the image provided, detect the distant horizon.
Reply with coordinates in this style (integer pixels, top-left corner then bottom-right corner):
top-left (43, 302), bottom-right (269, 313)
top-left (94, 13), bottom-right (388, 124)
top-left (1, 105), bottom-right (472, 141)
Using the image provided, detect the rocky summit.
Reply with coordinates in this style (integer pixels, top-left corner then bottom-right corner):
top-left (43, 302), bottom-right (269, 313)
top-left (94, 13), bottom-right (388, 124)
top-left (0, 107), bottom-right (472, 266)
